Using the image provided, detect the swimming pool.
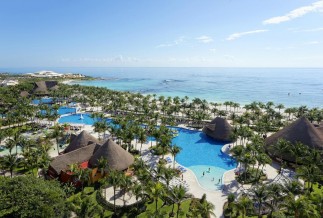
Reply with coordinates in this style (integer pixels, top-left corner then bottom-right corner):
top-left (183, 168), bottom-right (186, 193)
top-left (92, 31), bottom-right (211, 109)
top-left (58, 107), bottom-right (76, 115)
top-left (40, 107), bottom-right (76, 116)
top-left (172, 127), bottom-right (236, 191)
top-left (58, 114), bottom-right (236, 190)
top-left (59, 113), bottom-right (94, 125)
top-left (32, 98), bottom-right (53, 105)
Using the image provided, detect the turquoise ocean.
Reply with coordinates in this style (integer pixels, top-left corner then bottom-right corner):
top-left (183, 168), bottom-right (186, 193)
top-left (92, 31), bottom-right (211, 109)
top-left (2, 67), bottom-right (323, 108)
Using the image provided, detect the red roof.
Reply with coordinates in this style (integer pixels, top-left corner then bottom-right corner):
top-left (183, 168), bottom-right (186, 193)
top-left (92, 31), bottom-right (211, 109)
top-left (79, 161), bottom-right (89, 169)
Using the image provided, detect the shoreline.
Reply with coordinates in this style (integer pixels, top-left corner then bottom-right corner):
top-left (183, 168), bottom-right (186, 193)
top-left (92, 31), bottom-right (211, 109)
top-left (63, 78), bottom-right (322, 109)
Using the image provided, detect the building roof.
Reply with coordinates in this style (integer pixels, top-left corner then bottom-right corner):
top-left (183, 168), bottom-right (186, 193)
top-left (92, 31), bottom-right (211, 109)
top-left (49, 143), bottom-right (100, 175)
top-left (265, 117), bottom-right (323, 162)
top-left (266, 117), bottom-right (323, 150)
top-left (202, 117), bottom-right (233, 142)
top-left (64, 130), bottom-right (101, 153)
top-left (89, 138), bottom-right (134, 171)
top-left (33, 81), bottom-right (58, 94)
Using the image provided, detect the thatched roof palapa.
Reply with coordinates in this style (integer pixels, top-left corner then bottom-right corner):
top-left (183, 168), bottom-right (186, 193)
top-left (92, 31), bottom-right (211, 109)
top-left (64, 130), bottom-right (101, 153)
top-left (265, 117), bottom-right (323, 162)
top-left (49, 143), bottom-right (101, 175)
top-left (33, 81), bottom-right (58, 94)
top-left (89, 138), bottom-right (134, 171)
top-left (266, 117), bottom-right (323, 150)
top-left (202, 117), bottom-right (233, 142)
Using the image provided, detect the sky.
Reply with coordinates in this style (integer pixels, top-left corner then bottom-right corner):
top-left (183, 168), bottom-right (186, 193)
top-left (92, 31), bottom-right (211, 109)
top-left (0, 0), bottom-right (323, 68)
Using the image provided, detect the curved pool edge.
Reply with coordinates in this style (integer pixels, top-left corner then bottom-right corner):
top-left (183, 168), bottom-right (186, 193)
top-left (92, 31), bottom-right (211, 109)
top-left (186, 165), bottom-right (236, 193)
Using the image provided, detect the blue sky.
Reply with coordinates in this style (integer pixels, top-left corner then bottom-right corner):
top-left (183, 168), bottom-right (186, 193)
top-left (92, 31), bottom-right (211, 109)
top-left (0, 0), bottom-right (323, 67)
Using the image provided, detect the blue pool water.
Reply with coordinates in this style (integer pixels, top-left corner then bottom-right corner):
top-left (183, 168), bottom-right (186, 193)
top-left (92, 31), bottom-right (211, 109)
top-left (59, 113), bottom-right (95, 125)
top-left (58, 107), bottom-right (76, 115)
top-left (40, 107), bottom-right (76, 116)
top-left (32, 98), bottom-right (53, 105)
top-left (172, 128), bottom-right (236, 190)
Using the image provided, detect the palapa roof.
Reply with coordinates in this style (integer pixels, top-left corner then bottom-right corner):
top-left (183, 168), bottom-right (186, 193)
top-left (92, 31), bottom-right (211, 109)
top-left (33, 81), bottom-right (58, 94)
top-left (64, 130), bottom-right (101, 153)
top-left (265, 117), bottom-right (323, 162)
top-left (202, 117), bottom-right (233, 142)
top-left (49, 143), bottom-right (101, 175)
top-left (89, 138), bottom-right (134, 171)
top-left (70, 133), bottom-right (77, 143)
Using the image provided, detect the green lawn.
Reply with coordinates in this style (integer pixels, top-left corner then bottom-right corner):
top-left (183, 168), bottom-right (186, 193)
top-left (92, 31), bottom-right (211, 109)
top-left (68, 187), bottom-right (193, 218)
top-left (138, 198), bottom-right (192, 218)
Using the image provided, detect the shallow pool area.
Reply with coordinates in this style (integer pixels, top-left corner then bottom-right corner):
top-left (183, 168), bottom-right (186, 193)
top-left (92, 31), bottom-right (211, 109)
top-left (189, 165), bottom-right (228, 190)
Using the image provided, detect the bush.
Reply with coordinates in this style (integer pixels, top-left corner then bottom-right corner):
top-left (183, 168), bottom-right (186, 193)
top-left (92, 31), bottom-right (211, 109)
top-left (150, 146), bottom-right (168, 155)
top-left (236, 168), bottom-right (266, 184)
top-left (0, 176), bottom-right (69, 218)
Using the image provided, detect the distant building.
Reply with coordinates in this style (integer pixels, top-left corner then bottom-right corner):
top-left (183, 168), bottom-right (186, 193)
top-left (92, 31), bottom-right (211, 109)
top-left (64, 73), bottom-right (85, 78)
top-left (26, 71), bottom-right (85, 78)
top-left (0, 79), bottom-right (19, 86)
top-left (26, 70), bottom-right (64, 78)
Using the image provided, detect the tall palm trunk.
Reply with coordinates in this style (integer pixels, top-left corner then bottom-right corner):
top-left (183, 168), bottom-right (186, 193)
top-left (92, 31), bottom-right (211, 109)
top-left (113, 186), bottom-right (116, 214)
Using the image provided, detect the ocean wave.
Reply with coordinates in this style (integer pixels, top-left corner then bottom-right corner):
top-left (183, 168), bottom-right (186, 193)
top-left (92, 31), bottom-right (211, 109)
top-left (162, 79), bottom-right (186, 83)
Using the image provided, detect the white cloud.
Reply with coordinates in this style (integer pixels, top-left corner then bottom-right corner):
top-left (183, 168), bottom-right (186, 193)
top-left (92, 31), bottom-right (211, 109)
top-left (304, 41), bottom-right (320, 45)
top-left (263, 0), bottom-right (323, 24)
top-left (196, 35), bottom-right (213, 43)
top-left (156, 36), bottom-right (185, 48)
top-left (226, 29), bottom-right (268, 41)
top-left (296, 27), bottom-right (323, 32)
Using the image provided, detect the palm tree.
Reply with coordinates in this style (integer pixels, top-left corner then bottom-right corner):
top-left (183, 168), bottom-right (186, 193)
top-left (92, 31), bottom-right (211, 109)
top-left (198, 194), bottom-right (216, 218)
top-left (0, 154), bottom-right (20, 178)
top-left (97, 157), bottom-right (108, 177)
top-left (106, 170), bottom-right (121, 214)
top-left (250, 185), bottom-right (270, 218)
top-left (149, 182), bottom-right (165, 217)
top-left (171, 184), bottom-right (189, 218)
top-left (296, 164), bottom-right (321, 191)
top-left (234, 195), bottom-right (253, 218)
top-left (290, 142), bottom-right (307, 166)
top-left (52, 124), bottom-right (63, 155)
top-left (283, 180), bottom-right (303, 196)
top-left (280, 195), bottom-right (319, 218)
top-left (170, 145), bottom-right (181, 169)
top-left (138, 128), bottom-right (147, 155)
top-left (119, 173), bottom-right (133, 206)
top-left (272, 139), bottom-right (290, 172)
